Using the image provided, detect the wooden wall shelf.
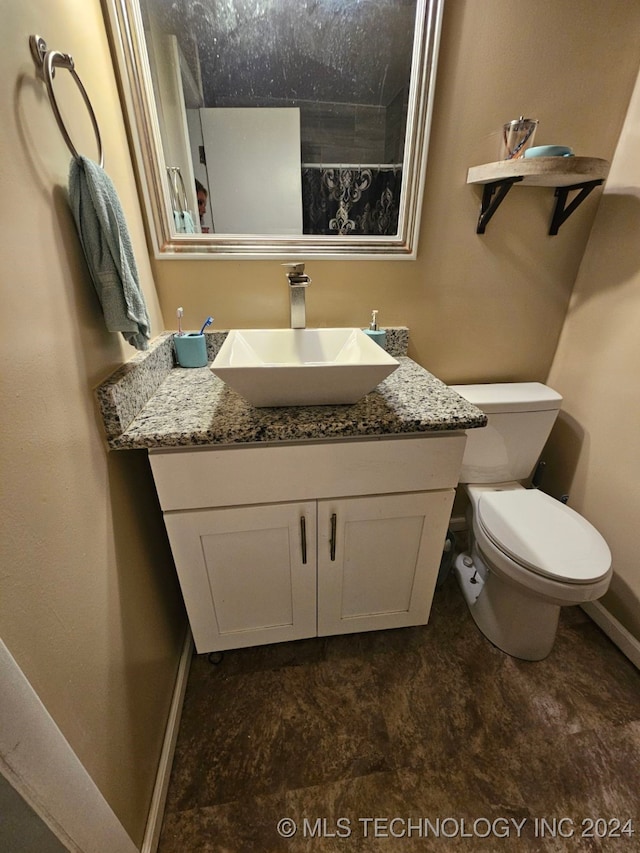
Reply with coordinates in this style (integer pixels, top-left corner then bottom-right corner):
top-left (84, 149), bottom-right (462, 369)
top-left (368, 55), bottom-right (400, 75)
top-left (467, 157), bottom-right (610, 234)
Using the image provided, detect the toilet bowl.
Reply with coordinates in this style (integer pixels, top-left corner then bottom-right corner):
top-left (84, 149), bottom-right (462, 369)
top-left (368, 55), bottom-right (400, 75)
top-left (454, 482), bottom-right (612, 660)
top-left (450, 383), bottom-right (612, 661)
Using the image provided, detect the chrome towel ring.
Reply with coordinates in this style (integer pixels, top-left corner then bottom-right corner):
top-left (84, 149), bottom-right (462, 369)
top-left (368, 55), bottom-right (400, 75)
top-left (29, 34), bottom-right (104, 168)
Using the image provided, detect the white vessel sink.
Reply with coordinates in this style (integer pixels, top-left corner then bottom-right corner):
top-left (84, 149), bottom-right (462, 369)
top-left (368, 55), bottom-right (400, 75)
top-left (210, 328), bottom-right (399, 407)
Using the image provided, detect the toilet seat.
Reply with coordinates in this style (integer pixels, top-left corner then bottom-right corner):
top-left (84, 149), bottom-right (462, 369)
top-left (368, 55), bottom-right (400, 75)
top-left (477, 489), bottom-right (611, 583)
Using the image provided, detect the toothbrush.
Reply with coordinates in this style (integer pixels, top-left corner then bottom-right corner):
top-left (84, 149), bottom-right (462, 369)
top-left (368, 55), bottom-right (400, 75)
top-left (199, 316), bottom-right (214, 335)
top-left (176, 307), bottom-right (184, 336)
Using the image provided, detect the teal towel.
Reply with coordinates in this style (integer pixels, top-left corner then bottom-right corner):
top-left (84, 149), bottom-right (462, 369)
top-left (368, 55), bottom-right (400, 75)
top-left (173, 209), bottom-right (196, 234)
top-left (69, 157), bottom-right (151, 350)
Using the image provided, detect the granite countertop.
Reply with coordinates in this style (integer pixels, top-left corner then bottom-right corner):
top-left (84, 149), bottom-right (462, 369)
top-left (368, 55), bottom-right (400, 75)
top-left (96, 331), bottom-right (487, 451)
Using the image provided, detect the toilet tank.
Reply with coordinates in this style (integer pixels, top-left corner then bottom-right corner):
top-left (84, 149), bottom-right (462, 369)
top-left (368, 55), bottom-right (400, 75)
top-left (450, 383), bottom-right (563, 484)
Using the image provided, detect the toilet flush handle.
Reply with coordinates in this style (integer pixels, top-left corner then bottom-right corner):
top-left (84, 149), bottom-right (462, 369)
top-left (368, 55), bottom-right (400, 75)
top-left (531, 460), bottom-right (546, 488)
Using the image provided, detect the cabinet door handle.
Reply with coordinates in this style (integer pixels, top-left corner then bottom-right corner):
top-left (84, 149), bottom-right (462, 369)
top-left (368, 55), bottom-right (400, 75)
top-left (330, 512), bottom-right (337, 561)
top-left (300, 516), bottom-right (307, 564)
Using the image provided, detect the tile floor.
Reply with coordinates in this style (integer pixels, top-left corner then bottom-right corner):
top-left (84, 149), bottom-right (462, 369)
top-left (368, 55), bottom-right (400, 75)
top-left (158, 576), bottom-right (640, 852)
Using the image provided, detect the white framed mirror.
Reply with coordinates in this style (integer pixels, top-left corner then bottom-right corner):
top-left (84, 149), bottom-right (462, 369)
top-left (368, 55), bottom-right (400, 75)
top-left (104, 0), bottom-right (443, 259)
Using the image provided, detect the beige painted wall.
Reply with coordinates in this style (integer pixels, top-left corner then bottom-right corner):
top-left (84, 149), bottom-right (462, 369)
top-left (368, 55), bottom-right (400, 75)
top-left (545, 68), bottom-right (640, 642)
top-left (152, 0), bottom-right (640, 386)
top-left (1, 0), bottom-right (185, 844)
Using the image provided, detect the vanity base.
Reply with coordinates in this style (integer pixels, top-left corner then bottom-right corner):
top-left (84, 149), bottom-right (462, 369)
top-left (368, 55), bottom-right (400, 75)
top-left (149, 435), bottom-right (466, 653)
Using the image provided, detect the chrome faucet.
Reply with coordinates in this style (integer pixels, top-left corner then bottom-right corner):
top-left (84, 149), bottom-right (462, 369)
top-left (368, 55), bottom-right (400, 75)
top-left (283, 263), bottom-right (311, 329)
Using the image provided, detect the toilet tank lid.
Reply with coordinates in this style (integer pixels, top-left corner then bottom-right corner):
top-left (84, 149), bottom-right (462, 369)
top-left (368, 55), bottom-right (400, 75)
top-left (450, 382), bottom-right (563, 413)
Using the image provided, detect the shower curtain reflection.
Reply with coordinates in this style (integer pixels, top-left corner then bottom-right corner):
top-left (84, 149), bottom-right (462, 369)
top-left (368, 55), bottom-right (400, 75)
top-left (301, 165), bottom-right (402, 236)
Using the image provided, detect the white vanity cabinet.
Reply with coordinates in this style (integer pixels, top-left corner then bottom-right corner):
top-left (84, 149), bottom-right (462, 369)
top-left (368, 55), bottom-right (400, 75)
top-left (162, 501), bottom-right (318, 652)
top-left (316, 491), bottom-right (453, 637)
top-left (149, 434), bottom-right (465, 653)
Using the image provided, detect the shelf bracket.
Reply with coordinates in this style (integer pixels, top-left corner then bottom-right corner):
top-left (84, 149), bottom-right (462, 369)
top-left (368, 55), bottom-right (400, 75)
top-left (549, 179), bottom-right (604, 235)
top-left (476, 177), bottom-right (524, 233)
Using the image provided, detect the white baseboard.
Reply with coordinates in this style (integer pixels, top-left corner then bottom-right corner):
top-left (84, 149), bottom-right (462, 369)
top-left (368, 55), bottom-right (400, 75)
top-left (582, 601), bottom-right (640, 670)
top-left (142, 629), bottom-right (194, 853)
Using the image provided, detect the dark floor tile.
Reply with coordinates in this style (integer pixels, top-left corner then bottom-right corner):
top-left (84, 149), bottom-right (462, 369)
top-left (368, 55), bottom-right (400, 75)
top-left (371, 580), bottom-right (640, 775)
top-left (397, 742), bottom-right (639, 853)
top-left (371, 612), bottom-right (531, 769)
top-left (511, 721), bottom-right (640, 849)
top-left (205, 636), bottom-right (327, 678)
top-left (165, 656), bottom-right (394, 812)
top-left (561, 605), bottom-right (593, 627)
top-left (284, 771), bottom-right (422, 852)
top-left (505, 618), bottom-right (640, 737)
top-left (159, 791), bottom-right (287, 853)
top-left (395, 766), bottom-right (540, 852)
top-left (158, 573), bottom-right (640, 852)
top-left (320, 578), bottom-right (474, 667)
top-left (321, 623), bottom-right (427, 665)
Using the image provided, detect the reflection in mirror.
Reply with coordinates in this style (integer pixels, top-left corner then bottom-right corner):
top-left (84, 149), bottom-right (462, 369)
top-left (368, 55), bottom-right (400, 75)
top-left (105, 0), bottom-right (443, 258)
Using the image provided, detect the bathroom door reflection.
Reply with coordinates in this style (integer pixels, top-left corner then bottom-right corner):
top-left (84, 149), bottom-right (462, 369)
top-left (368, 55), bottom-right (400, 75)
top-left (199, 107), bottom-right (303, 235)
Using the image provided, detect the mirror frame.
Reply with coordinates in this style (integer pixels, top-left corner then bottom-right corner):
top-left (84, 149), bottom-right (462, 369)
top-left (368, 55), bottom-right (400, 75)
top-left (104, 0), bottom-right (443, 259)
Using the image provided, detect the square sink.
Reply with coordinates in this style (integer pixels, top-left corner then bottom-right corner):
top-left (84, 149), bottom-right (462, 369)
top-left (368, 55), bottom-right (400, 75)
top-left (210, 328), bottom-right (399, 407)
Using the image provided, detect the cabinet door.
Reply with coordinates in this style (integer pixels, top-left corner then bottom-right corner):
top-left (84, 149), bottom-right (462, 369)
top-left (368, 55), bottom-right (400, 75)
top-left (163, 502), bottom-right (317, 653)
top-left (317, 491), bottom-right (454, 636)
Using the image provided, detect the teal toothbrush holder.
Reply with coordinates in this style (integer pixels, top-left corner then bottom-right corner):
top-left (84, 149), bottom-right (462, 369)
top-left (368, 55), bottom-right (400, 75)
top-left (174, 333), bottom-right (208, 367)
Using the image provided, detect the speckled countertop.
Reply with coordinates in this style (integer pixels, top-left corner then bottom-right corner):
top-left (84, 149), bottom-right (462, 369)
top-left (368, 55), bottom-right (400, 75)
top-left (96, 330), bottom-right (487, 450)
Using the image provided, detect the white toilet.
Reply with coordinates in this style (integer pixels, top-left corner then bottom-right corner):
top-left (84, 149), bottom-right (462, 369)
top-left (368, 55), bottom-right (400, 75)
top-left (450, 382), bottom-right (611, 661)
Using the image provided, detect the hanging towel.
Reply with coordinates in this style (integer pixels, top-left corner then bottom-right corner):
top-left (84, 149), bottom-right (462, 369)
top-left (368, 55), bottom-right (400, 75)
top-left (68, 156), bottom-right (151, 350)
top-left (173, 209), bottom-right (196, 234)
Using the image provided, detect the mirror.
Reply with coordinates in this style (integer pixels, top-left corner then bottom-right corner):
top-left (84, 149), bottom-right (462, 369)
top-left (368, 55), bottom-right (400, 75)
top-left (105, 0), bottom-right (443, 258)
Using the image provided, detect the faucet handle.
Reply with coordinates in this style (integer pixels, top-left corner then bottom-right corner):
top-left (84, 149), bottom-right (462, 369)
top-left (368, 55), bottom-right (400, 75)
top-left (282, 262), bottom-right (306, 275)
top-left (282, 262), bottom-right (311, 286)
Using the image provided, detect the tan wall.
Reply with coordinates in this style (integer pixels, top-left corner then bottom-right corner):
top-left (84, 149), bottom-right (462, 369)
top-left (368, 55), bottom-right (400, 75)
top-left (152, 0), bottom-right (640, 386)
top-left (545, 68), bottom-right (640, 642)
top-left (1, 0), bottom-right (185, 844)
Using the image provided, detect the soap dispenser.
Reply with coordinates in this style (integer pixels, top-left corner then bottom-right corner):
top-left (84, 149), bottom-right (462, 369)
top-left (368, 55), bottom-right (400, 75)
top-left (363, 309), bottom-right (387, 350)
